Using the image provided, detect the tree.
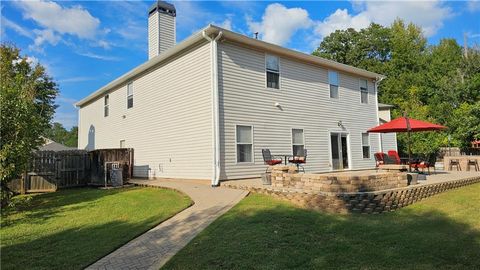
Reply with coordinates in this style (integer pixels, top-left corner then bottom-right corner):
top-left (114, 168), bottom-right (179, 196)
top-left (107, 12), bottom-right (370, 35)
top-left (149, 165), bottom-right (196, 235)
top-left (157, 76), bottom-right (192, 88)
top-left (44, 122), bottom-right (78, 147)
top-left (0, 44), bottom-right (58, 205)
top-left (312, 19), bottom-right (480, 154)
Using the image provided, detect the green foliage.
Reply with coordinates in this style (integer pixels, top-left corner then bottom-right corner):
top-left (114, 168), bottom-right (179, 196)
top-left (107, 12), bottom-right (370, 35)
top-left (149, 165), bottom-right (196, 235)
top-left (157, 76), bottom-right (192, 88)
top-left (44, 122), bottom-right (78, 147)
top-left (0, 44), bottom-right (58, 205)
top-left (313, 19), bottom-right (480, 155)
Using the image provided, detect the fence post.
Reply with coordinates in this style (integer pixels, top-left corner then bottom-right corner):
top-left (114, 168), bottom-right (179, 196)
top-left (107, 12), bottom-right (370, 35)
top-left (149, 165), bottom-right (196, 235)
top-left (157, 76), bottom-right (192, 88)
top-left (21, 170), bottom-right (27, 194)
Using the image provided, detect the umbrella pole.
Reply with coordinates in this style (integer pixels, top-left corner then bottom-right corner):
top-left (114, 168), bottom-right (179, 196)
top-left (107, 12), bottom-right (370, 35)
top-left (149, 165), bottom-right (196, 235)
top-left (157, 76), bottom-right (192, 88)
top-left (407, 130), bottom-right (412, 172)
top-left (405, 112), bottom-right (412, 172)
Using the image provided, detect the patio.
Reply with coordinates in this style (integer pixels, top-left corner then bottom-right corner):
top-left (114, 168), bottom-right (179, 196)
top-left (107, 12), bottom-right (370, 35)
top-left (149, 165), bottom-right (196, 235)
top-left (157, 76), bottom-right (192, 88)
top-left (221, 169), bottom-right (480, 214)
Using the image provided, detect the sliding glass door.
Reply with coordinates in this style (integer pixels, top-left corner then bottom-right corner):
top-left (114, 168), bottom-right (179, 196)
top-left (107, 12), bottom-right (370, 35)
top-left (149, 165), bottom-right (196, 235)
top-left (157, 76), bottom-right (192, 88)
top-left (330, 133), bottom-right (349, 170)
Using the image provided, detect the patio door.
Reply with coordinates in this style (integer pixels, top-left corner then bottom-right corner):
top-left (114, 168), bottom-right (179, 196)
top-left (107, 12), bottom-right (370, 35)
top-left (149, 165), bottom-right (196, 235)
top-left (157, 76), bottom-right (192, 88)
top-left (331, 133), bottom-right (349, 170)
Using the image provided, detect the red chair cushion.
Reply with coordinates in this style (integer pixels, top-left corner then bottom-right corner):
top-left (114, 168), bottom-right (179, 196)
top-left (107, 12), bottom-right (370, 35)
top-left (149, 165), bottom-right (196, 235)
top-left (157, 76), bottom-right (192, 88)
top-left (387, 150), bottom-right (401, 165)
top-left (266, 159), bottom-right (282, 166)
top-left (288, 157), bottom-right (305, 164)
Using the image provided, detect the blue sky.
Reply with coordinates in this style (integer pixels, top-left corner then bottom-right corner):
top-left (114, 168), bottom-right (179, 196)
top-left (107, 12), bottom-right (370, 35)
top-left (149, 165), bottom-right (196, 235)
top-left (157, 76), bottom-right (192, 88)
top-left (1, 1), bottom-right (479, 129)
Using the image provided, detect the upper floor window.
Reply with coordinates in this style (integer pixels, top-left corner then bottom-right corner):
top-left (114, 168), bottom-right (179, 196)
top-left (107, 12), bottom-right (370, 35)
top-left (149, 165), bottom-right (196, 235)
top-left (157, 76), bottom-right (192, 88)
top-left (362, 133), bottom-right (370, 158)
top-left (104, 95), bottom-right (109, 117)
top-left (292, 129), bottom-right (305, 156)
top-left (127, 82), bottom-right (133, 109)
top-left (360, 79), bottom-right (368, 104)
top-left (329, 71), bottom-right (339, 98)
top-left (236, 125), bottom-right (253, 163)
top-left (266, 55), bottom-right (280, 89)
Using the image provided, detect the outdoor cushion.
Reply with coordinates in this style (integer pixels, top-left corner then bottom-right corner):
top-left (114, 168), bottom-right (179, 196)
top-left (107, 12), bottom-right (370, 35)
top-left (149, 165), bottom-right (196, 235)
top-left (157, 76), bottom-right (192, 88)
top-left (266, 159), bottom-right (282, 166)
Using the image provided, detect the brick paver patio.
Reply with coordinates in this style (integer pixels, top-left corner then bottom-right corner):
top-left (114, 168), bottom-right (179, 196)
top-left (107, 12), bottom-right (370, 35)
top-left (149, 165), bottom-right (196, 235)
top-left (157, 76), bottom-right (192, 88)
top-left (86, 179), bottom-right (248, 270)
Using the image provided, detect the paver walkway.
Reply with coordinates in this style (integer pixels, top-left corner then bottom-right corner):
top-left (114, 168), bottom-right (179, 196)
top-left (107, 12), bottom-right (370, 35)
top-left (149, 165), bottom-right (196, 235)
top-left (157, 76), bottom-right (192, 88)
top-left (86, 179), bottom-right (248, 270)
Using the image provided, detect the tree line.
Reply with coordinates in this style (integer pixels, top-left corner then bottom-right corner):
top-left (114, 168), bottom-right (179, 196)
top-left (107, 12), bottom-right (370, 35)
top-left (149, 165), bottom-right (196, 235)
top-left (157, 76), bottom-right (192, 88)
top-left (313, 19), bottom-right (480, 156)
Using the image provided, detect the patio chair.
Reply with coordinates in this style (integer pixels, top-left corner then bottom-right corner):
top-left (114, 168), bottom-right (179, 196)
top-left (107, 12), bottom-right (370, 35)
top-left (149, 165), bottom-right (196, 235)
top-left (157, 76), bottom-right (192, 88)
top-left (387, 150), bottom-right (401, 165)
top-left (288, 149), bottom-right (307, 172)
top-left (449, 159), bottom-right (461, 171)
top-left (374, 152), bottom-right (385, 168)
top-left (262, 149), bottom-right (282, 173)
top-left (415, 154), bottom-right (437, 174)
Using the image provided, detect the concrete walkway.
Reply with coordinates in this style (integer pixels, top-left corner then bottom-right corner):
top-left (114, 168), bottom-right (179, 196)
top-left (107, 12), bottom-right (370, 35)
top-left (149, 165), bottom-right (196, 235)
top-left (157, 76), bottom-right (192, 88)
top-left (86, 179), bottom-right (248, 270)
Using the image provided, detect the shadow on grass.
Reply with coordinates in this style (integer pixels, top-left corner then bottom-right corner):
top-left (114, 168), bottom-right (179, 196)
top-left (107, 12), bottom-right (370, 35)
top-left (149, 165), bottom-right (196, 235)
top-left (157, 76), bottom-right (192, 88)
top-left (163, 194), bottom-right (480, 270)
top-left (1, 187), bottom-right (136, 227)
top-left (1, 219), bottom-right (159, 270)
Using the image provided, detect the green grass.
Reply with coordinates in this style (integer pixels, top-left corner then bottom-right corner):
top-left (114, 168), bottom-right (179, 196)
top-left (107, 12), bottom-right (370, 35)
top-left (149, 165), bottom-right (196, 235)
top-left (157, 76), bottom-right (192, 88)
top-left (1, 187), bottom-right (192, 270)
top-left (164, 183), bottom-right (480, 270)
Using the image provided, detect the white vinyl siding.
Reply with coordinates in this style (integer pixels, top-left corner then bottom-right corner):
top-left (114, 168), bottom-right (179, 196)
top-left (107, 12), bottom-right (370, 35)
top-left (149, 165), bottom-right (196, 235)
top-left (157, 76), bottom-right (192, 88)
top-left (79, 41), bottom-right (212, 179)
top-left (292, 129), bottom-right (305, 156)
top-left (236, 125), bottom-right (253, 163)
top-left (266, 54), bottom-right (280, 89)
top-left (328, 71), bottom-right (339, 98)
top-left (378, 109), bottom-right (398, 152)
top-left (218, 41), bottom-right (380, 179)
top-left (360, 79), bottom-right (368, 104)
top-left (127, 82), bottom-right (133, 109)
top-left (362, 133), bottom-right (370, 159)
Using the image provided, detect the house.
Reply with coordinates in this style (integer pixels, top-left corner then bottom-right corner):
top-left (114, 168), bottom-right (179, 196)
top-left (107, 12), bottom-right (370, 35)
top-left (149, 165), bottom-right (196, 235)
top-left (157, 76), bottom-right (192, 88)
top-left (76, 1), bottom-right (396, 185)
top-left (40, 137), bottom-right (76, 152)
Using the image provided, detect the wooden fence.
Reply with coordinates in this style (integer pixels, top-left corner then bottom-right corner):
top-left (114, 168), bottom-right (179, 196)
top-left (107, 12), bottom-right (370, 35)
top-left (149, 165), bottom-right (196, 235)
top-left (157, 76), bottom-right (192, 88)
top-left (9, 148), bottom-right (133, 193)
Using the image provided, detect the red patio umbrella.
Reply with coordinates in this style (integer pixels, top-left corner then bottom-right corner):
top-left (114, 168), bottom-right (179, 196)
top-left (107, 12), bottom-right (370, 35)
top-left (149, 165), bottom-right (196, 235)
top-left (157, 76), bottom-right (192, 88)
top-left (368, 116), bottom-right (447, 171)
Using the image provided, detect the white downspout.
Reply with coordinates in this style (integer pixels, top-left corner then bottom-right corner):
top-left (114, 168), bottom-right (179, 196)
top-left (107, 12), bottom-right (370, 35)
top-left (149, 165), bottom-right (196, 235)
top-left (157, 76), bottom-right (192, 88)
top-left (375, 77), bottom-right (385, 152)
top-left (203, 30), bottom-right (223, 187)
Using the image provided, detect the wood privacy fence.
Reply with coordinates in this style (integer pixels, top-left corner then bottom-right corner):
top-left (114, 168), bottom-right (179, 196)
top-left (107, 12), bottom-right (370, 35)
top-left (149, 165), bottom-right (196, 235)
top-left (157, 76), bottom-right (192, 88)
top-left (9, 148), bottom-right (133, 194)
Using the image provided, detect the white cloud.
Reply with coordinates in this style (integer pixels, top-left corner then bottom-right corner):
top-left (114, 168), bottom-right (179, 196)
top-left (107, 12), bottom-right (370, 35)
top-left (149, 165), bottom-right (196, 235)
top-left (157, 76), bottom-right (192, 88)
top-left (247, 3), bottom-right (312, 46)
top-left (57, 77), bottom-right (95, 83)
top-left (1, 16), bottom-right (34, 39)
top-left (29, 29), bottom-right (61, 52)
top-left (14, 0), bottom-right (100, 39)
top-left (77, 52), bottom-right (121, 61)
top-left (218, 18), bottom-right (232, 31)
top-left (467, 0), bottom-right (480, 12)
top-left (315, 9), bottom-right (370, 37)
top-left (315, 0), bottom-right (453, 38)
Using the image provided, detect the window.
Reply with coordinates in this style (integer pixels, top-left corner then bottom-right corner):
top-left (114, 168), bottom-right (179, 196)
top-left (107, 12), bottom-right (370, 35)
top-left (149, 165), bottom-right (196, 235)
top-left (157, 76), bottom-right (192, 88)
top-left (127, 82), bottom-right (133, 109)
top-left (120, 140), bottom-right (125, 148)
top-left (362, 133), bottom-right (370, 158)
top-left (360, 79), bottom-right (368, 104)
top-left (236, 125), bottom-right (253, 163)
top-left (266, 55), bottom-right (280, 89)
top-left (329, 71), bottom-right (339, 98)
top-left (104, 95), bottom-right (109, 117)
top-left (292, 129), bottom-right (305, 156)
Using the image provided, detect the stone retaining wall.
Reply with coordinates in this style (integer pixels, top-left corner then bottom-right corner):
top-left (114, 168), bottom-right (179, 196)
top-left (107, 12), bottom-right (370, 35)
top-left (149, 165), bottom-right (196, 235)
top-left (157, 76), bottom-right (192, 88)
top-left (226, 176), bottom-right (480, 214)
top-left (271, 166), bottom-right (408, 193)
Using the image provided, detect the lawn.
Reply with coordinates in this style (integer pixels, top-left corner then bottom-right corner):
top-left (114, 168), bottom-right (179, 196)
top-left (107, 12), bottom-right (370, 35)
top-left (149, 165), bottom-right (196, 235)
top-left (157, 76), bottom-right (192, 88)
top-left (164, 183), bottom-right (480, 270)
top-left (1, 187), bottom-right (192, 270)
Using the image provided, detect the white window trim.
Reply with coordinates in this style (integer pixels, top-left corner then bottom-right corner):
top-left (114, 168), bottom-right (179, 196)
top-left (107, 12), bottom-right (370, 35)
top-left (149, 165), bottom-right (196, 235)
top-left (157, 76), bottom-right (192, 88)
top-left (359, 79), bottom-right (368, 104)
top-left (291, 128), bottom-right (305, 155)
top-left (235, 124), bottom-right (254, 164)
top-left (104, 95), bottom-right (109, 117)
top-left (265, 53), bottom-right (281, 90)
top-left (127, 82), bottom-right (133, 109)
top-left (328, 70), bottom-right (339, 99)
top-left (361, 132), bottom-right (371, 159)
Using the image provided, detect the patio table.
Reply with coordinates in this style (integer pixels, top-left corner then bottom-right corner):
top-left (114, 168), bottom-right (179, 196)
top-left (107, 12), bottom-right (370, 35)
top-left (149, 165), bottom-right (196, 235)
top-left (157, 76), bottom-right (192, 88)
top-left (279, 154), bottom-right (294, 165)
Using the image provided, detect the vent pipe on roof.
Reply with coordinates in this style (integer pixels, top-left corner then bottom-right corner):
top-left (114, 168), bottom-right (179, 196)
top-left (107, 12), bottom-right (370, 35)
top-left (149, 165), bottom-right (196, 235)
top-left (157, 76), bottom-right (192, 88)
top-left (148, 1), bottom-right (176, 59)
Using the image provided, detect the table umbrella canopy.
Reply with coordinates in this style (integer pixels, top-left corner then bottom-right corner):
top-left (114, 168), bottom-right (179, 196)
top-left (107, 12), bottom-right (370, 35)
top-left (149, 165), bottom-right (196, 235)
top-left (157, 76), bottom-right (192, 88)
top-left (368, 117), bottom-right (446, 133)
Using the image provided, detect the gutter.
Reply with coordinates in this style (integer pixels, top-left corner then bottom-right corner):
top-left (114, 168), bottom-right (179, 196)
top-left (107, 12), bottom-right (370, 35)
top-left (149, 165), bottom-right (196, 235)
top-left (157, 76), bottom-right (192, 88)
top-left (202, 29), bottom-right (223, 187)
top-left (374, 77), bottom-right (385, 152)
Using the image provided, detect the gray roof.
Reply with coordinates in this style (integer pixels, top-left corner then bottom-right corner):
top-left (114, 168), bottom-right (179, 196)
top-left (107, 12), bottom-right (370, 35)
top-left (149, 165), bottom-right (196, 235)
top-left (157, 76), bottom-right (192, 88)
top-left (378, 103), bottom-right (394, 109)
top-left (39, 141), bottom-right (77, 152)
top-left (148, 1), bottom-right (176, 16)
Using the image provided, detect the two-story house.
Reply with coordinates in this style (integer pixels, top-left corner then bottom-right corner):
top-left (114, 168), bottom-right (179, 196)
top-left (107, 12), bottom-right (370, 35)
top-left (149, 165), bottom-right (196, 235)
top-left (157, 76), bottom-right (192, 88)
top-left (76, 1), bottom-right (396, 186)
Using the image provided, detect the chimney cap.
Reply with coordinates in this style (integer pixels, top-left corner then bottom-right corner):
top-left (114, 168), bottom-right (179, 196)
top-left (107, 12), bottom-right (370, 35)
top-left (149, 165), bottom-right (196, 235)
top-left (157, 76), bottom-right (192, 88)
top-left (149, 1), bottom-right (176, 17)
